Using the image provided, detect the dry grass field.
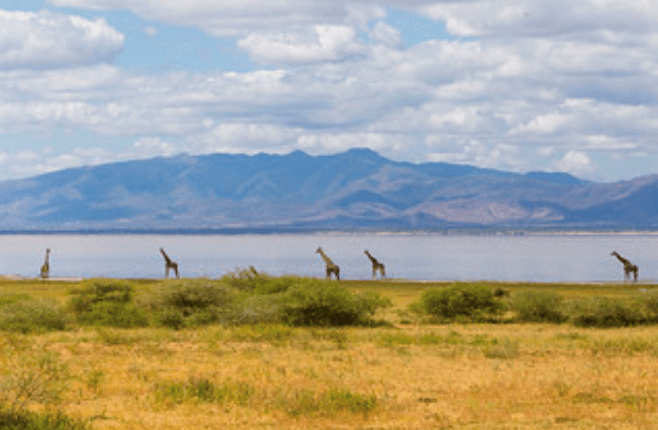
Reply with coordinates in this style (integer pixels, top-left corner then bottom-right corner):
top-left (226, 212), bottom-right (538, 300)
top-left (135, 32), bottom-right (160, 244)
top-left (2, 278), bottom-right (658, 429)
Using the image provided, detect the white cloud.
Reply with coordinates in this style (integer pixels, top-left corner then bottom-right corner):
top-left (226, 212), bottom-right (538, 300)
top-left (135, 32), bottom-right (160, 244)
top-left (46, 0), bottom-right (388, 36)
top-left (421, 1), bottom-right (658, 38)
top-left (191, 123), bottom-right (302, 154)
top-left (555, 150), bottom-right (595, 176)
top-left (0, 0), bottom-right (656, 182)
top-left (0, 9), bottom-right (123, 70)
top-left (368, 21), bottom-right (402, 47)
top-left (123, 137), bottom-right (178, 159)
top-left (238, 25), bottom-right (365, 65)
top-left (428, 138), bottom-right (525, 172)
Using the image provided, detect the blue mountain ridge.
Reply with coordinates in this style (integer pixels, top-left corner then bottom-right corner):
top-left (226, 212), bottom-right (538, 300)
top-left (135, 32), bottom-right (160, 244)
top-left (0, 148), bottom-right (654, 230)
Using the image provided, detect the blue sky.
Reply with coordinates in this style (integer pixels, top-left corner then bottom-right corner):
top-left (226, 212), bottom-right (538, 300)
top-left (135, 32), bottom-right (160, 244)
top-left (0, 0), bottom-right (656, 182)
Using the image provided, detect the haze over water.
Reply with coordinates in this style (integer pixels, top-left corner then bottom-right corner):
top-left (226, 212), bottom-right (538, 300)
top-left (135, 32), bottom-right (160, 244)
top-left (1, 233), bottom-right (657, 283)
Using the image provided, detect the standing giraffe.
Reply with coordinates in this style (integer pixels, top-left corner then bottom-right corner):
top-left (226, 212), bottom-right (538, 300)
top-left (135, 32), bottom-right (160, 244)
top-left (160, 248), bottom-right (180, 279)
top-left (316, 247), bottom-right (340, 280)
top-left (611, 251), bottom-right (638, 282)
top-left (40, 248), bottom-right (50, 280)
top-left (364, 250), bottom-right (385, 279)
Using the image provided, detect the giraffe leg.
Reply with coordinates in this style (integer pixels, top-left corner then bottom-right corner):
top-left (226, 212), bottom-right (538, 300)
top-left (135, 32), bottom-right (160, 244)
top-left (381, 265), bottom-right (386, 279)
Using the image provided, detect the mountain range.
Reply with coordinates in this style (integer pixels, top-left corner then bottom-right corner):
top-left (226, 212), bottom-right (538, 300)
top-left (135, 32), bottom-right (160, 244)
top-left (0, 148), bottom-right (656, 231)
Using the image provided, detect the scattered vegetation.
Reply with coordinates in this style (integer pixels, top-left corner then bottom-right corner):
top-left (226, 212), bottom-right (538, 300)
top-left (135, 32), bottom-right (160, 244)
top-left (413, 283), bottom-right (502, 322)
top-left (0, 346), bottom-right (70, 412)
top-left (0, 409), bottom-right (91, 430)
top-left (149, 278), bottom-right (236, 328)
top-left (68, 279), bottom-right (148, 328)
top-left (2, 278), bottom-right (658, 429)
top-left (154, 377), bottom-right (254, 407)
top-left (511, 290), bottom-right (568, 323)
top-left (571, 297), bottom-right (644, 328)
top-left (0, 299), bottom-right (67, 333)
top-left (280, 279), bottom-right (391, 326)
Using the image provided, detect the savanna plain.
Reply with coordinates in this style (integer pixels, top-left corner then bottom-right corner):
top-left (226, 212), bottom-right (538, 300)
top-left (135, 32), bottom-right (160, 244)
top-left (2, 273), bottom-right (658, 430)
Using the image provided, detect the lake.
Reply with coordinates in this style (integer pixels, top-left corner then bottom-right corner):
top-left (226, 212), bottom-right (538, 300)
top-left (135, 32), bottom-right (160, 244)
top-left (0, 233), bottom-right (656, 283)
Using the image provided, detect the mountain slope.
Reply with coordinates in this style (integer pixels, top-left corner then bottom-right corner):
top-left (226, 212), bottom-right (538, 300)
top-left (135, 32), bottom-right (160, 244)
top-left (0, 148), bottom-right (654, 230)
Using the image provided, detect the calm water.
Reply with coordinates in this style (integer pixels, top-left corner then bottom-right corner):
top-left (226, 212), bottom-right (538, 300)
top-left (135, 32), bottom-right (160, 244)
top-left (1, 233), bottom-right (657, 283)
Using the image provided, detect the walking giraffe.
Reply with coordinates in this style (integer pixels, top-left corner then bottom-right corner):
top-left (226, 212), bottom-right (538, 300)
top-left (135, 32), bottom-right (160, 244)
top-left (611, 251), bottom-right (638, 282)
top-left (40, 248), bottom-right (50, 280)
top-left (364, 250), bottom-right (385, 279)
top-left (316, 247), bottom-right (340, 280)
top-left (160, 248), bottom-right (180, 279)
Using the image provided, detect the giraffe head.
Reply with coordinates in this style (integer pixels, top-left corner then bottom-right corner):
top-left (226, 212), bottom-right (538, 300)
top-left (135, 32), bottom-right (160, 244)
top-left (316, 247), bottom-right (323, 254)
top-left (611, 251), bottom-right (618, 257)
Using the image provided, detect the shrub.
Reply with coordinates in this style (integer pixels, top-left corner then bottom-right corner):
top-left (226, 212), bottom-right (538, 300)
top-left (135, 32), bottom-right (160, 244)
top-left (68, 279), bottom-right (134, 312)
top-left (222, 268), bottom-right (298, 295)
top-left (68, 280), bottom-right (149, 328)
top-left (0, 299), bottom-right (67, 333)
top-left (638, 290), bottom-right (658, 322)
top-left (0, 409), bottom-right (91, 430)
top-left (418, 283), bottom-right (501, 321)
top-left (571, 297), bottom-right (643, 328)
top-left (512, 290), bottom-right (567, 323)
top-left (280, 279), bottom-right (390, 326)
top-left (76, 302), bottom-right (149, 328)
top-left (229, 294), bottom-right (284, 325)
top-left (151, 279), bottom-right (236, 328)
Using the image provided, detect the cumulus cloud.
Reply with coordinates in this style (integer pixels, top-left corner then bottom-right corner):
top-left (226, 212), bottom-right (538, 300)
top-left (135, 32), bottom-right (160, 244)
top-left (555, 150), bottom-right (596, 176)
top-left (46, 0), bottom-right (388, 36)
top-left (0, 9), bottom-right (123, 70)
top-left (0, 138), bottom-right (179, 178)
top-left (238, 25), bottom-right (365, 65)
top-left (0, 0), bottom-right (655, 182)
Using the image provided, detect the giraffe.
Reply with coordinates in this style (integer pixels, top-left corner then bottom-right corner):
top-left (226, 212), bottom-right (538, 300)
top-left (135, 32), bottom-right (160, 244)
top-left (611, 251), bottom-right (638, 282)
top-left (364, 250), bottom-right (385, 279)
top-left (40, 248), bottom-right (50, 280)
top-left (160, 248), bottom-right (180, 279)
top-left (316, 247), bottom-right (340, 280)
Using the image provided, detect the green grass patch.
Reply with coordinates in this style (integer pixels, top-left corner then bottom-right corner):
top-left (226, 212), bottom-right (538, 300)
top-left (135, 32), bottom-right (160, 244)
top-left (278, 388), bottom-right (377, 418)
top-left (0, 409), bottom-right (90, 430)
top-left (0, 299), bottom-right (68, 334)
top-left (154, 377), bottom-right (254, 407)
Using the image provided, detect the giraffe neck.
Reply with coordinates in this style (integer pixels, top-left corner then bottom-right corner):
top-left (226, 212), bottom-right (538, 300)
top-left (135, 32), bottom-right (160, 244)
top-left (615, 254), bottom-right (629, 265)
top-left (365, 252), bottom-right (377, 264)
top-left (161, 250), bottom-right (172, 264)
top-left (319, 250), bottom-right (333, 265)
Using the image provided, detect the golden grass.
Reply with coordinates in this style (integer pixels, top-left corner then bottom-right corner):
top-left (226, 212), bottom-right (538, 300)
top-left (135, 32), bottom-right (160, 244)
top-left (2, 279), bottom-right (658, 429)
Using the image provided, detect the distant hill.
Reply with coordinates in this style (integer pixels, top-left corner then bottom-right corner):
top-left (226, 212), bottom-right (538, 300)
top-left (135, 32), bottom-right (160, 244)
top-left (0, 148), bottom-right (655, 231)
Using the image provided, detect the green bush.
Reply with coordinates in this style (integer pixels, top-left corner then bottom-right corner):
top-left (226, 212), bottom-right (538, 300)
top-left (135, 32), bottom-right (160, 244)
top-left (280, 279), bottom-right (390, 326)
top-left (638, 290), bottom-right (658, 322)
top-left (221, 268), bottom-right (298, 295)
top-left (230, 294), bottom-right (284, 325)
top-left (0, 299), bottom-right (67, 333)
top-left (68, 280), bottom-right (149, 328)
top-left (75, 302), bottom-right (149, 328)
top-left (68, 279), bottom-right (134, 312)
top-left (0, 409), bottom-right (90, 430)
top-left (151, 279), bottom-right (236, 328)
top-left (571, 297), bottom-right (643, 328)
top-left (512, 291), bottom-right (567, 323)
top-left (418, 283), bottom-right (501, 321)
